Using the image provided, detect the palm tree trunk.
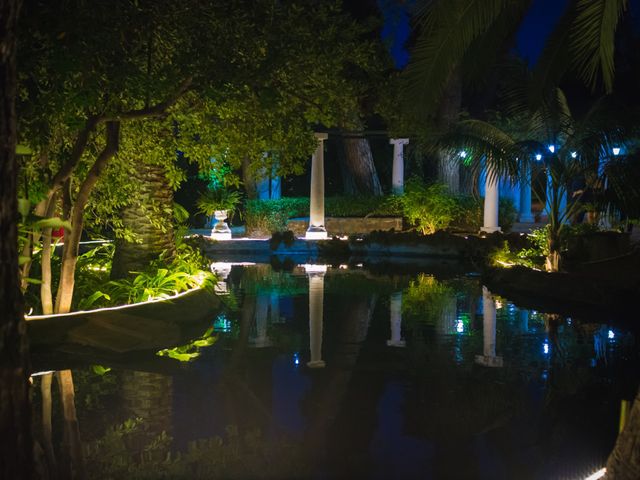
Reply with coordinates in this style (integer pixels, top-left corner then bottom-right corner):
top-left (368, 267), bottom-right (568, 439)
top-left (436, 69), bottom-right (462, 193)
top-left (111, 159), bottom-right (175, 278)
top-left (341, 135), bottom-right (383, 196)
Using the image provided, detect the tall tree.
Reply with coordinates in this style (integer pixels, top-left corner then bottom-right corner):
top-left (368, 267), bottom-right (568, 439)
top-left (0, 0), bottom-right (33, 478)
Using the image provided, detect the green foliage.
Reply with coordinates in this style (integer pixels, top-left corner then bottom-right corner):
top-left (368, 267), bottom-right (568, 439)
top-left (75, 243), bottom-right (215, 310)
top-left (196, 189), bottom-right (243, 218)
top-left (244, 196), bottom-right (402, 235)
top-left (398, 180), bottom-right (460, 234)
top-left (157, 326), bottom-right (217, 362)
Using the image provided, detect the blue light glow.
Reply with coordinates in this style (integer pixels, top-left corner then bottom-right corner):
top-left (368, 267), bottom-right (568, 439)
top-left (543, 341), bottom-right (550, 355)
top-left (612, 147), bottom-right (621, 156)
top-left (293, 352), bottom-right (300, 366)
top-left (535, 154), bottom-right (542, 161)
top-left (608, 329), bottom-right (615, 340)
top-left (460, 151), bottom-right (467, 158)
top-left (571, 151), bottom-right (577, 158)
top-left (548, 145), bottom-right (555, 153)
top-left (456, 320), bottom-right (464, 333)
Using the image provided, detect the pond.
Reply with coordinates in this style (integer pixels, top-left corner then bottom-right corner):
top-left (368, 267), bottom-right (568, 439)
top-left (30, 262), bottom-right (639, 480)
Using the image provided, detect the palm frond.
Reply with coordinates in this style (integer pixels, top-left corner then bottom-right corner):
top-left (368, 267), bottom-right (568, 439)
top-left (403, 0), bottom-right (519, 115)
top-left (569, 0), bottom-right (627, 92)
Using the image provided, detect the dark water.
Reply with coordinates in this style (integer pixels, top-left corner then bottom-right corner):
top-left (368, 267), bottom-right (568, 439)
top-left (32, 263), bottom-right (639, 479)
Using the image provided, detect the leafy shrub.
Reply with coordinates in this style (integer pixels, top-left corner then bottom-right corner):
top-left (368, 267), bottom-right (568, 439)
top-left (196, 189), bottom-right (242, 218)
top-left (398, 181), bottom-right (459, 234)
top-left (244, 196), bottom-right (402, 235)
top-left (76, 243), bottom-right (216, 310)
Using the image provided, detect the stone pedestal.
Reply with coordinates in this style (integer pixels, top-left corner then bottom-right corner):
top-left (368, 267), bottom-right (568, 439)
top-left (475, 286), bottom-right (503, 367)
top-left (211, 210), bottom-right (232, 240)
top-left (306, 264), bottom-right (326, 368)
top-left (387, 292), bottom-right (405, 347)
top-left (306, 133), bottom-right (329, 240)
top-left (390, 138), bottom-right (409, 195)
top-left (481, 168), bottom-right (501, 233)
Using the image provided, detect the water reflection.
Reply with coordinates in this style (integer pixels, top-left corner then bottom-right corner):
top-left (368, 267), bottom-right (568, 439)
top-left (30, 263), bottom-right (639, 479)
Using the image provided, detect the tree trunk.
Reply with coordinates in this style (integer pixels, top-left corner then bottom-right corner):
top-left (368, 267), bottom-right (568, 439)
top-left (341, 135), bottom-right (383, 196)
top-left (605, 391), bottom-right (640, 479)
top-left (55, 122), bottom-right (119, 313)
top-left (0, 1), bottom-right (34, 478)
top-left (436, 69), bottom-right (462, 194)
top-left (242, 156), bottom-right (258, 200)
top-left (111, 159), bottom-right (175, 279)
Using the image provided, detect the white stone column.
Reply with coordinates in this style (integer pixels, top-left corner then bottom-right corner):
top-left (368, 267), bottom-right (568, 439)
top-left (519, 164), bottom-right (534, 222)
top-left (481, 166), bottom-right (501, 233)
top-left (390, 138), bottom-right (409, 195)
top-left (387, 292), bottom-right (405, 347)
top-left (306, 264), bottom-right (327, 368)
top-left (306, 133), bottom-right (329, 239)
top-left (475, 286), bottom-right (503, 367)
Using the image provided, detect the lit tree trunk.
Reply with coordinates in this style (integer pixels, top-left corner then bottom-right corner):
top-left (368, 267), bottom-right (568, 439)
top-left (0, 1), bottom-right (34, 478)
top-left (436, 69), bottom-right (462, 194)
top-left (111, 159), bottom-right (175, 279)
top-left (606, 390), bottom-right (640, 479)
top-left (341, 134), bottom-right (383, 196)
top-left (55, 122), bottom-right (119, 313)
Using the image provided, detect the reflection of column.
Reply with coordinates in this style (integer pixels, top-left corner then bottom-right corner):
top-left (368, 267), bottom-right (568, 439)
top-left (251, 293), bottom-right (272, 347)
top-left (306, 133), bottom-right (329, 239)
top-left (519, 309), bottom-right (529, 333)
top-left (210, 262), bottom-right (232, 294)
top-left (390, 138), bottom-right (409, 194)
top-left (306, 265), bottom-right (327, 368)
top-left (387, 292), bottom-right (405, 347)
top-left (481, 166), bottom-right (501, 233)
top-left (475, 287), bottom-right (503, 367)
top-left (270, 292), bottom-right (282, 323)
top-left (519, 165), bottom-right (534, 222)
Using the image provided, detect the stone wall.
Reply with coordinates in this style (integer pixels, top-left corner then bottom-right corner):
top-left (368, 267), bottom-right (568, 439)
top-left (286, 217), bottom-right (403, 237)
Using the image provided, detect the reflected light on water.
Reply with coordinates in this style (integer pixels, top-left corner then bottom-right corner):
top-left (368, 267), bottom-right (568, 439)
top-left (543, 341), bottom-right (550, 355)
top-left (608, 329), bottom-right (615, 340)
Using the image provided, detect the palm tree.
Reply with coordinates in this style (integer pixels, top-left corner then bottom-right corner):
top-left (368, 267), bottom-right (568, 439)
top-left (404, 0), bottom-right (629, 113)
top-left (440, 83), bottom-right (636, 271)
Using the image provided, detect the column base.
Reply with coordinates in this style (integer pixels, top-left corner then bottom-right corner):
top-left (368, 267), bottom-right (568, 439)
top-left (479, 226), bottom-right (502, 234)
top-left (210, 231), bottom-right (232, 240)
top-left (387, 339), bottom-right (406, 348)
top-left (475, 355), bottom-right (504, 367)
top-left (305, 226), bottom-right (328, 240)
top-left (307, 360), bottom-right (326, 369)
top-left (518, 214), bottom-right (535, 223)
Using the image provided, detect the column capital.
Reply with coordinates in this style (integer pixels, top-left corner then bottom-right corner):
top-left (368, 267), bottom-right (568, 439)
top-left (314, 132), bottom-right (329, 141)
top-left (390, 138), bottom-right (409, 146)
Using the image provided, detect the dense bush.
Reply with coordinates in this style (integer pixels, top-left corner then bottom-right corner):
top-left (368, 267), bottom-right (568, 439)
top-left (398, 181), bottom-right (459, 234)
top-left (244, 196), bottom-right (401, 235)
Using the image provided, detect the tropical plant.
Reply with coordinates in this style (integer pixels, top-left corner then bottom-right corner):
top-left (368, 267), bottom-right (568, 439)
top-left (437, 80), bottom-right (637, 271)
top-left (404, 0), bottom-right (629, 115)
top-left (196, 189), bottom-right (243, 219)
top-left (398, 180), bottom-right (460, 234)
